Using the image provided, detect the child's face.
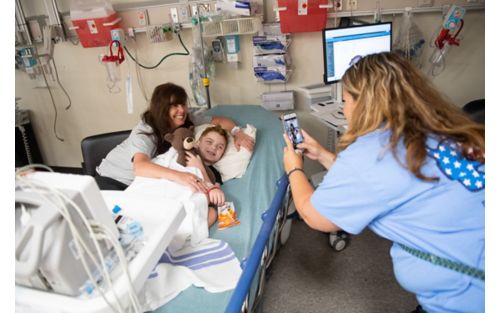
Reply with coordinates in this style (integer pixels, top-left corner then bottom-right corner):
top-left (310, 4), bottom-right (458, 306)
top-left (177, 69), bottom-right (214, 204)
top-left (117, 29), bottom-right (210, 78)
top-left (197, 131), bottom-right (227, 165)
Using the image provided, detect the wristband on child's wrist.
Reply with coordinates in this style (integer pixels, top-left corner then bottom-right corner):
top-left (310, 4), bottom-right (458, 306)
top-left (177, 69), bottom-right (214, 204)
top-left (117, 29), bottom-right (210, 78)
top-left (230, 126), bottom-right (241, 136)
top-left (208, 185), bottom-right (220, 193)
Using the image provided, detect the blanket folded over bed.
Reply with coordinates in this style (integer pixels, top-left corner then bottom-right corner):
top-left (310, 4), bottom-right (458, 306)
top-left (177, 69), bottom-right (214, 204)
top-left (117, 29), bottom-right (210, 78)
top-left (126, 147), bottom-right (241, 309)
top-left (140, 238), bottom-right (242, 311)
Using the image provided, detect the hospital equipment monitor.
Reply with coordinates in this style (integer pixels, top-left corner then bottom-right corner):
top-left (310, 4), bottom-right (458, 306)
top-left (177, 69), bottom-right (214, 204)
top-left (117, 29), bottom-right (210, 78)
top-left (322, 22), bottom-right (392, 84)
top-left (15, 172), bottom-right (119, 296)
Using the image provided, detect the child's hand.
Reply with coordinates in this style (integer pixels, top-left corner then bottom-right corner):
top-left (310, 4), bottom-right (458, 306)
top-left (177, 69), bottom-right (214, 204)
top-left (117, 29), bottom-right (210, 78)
top-left (186, 151), bottom-right (204, 170)
top-left (208, 186), bottom-right (225, 206)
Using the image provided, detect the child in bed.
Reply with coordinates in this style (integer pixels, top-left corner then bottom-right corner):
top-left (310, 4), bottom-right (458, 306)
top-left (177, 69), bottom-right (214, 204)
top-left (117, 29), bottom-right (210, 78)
top-left (185, 125), bottom-right (229, 227)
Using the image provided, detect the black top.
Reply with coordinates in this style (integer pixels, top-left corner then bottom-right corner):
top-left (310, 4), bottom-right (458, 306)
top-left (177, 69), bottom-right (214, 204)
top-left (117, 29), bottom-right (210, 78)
top-left (209, 165), bottom-right (223, 185)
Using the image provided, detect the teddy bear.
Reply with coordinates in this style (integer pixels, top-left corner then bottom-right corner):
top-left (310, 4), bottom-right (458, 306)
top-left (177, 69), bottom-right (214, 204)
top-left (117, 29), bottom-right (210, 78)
top-left (164, 126), bottom-right (216, 183)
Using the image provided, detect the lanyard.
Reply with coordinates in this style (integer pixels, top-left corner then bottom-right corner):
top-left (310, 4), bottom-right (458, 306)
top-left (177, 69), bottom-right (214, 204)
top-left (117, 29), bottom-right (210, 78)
top-left (397, 243), bottom-right (484, 281)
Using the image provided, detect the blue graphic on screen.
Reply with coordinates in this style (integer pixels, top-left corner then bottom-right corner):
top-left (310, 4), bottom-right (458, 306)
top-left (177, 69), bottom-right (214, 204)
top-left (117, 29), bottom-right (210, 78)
top-left (323, 23), bottom-right (392, 84)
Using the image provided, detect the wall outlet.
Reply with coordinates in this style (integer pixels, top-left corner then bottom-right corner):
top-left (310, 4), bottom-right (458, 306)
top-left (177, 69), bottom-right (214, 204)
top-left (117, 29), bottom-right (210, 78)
top-left (346, 0), bottom-right (357, 10)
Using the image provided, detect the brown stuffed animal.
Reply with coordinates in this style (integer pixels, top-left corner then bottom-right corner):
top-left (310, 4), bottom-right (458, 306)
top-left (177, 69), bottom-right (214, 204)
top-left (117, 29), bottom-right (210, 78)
top-left (164, 126), bottom-right (216, 183)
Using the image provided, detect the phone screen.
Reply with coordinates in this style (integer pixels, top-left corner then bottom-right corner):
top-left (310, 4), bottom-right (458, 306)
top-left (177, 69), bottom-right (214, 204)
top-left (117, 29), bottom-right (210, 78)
top-left (283, 113), bottom-right (304, 148)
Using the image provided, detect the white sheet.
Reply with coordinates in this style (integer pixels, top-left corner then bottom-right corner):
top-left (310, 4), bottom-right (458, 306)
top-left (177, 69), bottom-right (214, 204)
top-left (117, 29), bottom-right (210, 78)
top-left (125, 147), bottom-right (241, 309)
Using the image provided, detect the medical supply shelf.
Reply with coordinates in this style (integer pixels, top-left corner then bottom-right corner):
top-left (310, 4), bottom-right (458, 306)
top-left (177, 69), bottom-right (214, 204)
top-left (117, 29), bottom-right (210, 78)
top-left (132, 16), bottom-right (262, 38)
top-left (326, 2), bottom-right (484, 19)
top-left (15, 191), bottom-right (186, 313)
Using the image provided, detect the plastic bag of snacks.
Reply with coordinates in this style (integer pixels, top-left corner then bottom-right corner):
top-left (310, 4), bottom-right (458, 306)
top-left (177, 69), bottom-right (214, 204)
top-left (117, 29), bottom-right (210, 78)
top-left (217, 201), bottom-right (240, 229)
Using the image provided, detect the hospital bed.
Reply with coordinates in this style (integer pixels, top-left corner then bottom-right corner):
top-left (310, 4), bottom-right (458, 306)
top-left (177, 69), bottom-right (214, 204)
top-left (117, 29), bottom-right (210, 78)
top-left (152, 104), bottom-right (292, 313)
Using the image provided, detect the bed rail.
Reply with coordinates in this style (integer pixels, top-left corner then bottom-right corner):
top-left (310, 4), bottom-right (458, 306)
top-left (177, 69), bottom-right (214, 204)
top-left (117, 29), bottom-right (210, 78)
top-left (225, 174), bottom-right (289, 313)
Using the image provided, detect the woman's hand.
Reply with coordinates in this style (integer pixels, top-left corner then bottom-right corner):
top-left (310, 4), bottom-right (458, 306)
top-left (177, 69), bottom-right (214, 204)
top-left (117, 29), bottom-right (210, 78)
top-left (173, 171), bottom-right (207, 193)
top-left (208, 186), bottom-right (225, 207)
top-left (283, 133), bottom-right (304, 173)
top-left (234, 130), bottom-right (255, 152)
top-left (186, 151), bottom-right (204, 170)
top-left (296, 129), bottom-right (336, 169)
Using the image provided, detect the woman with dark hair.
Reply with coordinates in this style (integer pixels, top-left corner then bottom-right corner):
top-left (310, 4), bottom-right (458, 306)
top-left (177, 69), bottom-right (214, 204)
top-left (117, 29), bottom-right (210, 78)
top-left (283, 52), bottom-right (484, 313)
top-left (96, 82), bottom-right (254, 191)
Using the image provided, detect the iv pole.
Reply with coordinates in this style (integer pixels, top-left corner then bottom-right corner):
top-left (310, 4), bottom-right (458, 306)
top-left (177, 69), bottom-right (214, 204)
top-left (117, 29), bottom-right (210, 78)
top-left (196, 4), bottom-right (212, 109)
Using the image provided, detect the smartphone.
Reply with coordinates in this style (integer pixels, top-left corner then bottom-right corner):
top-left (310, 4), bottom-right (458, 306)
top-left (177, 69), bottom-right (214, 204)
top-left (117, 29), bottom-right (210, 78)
top-left (282, 113), bottom-right (304, 149)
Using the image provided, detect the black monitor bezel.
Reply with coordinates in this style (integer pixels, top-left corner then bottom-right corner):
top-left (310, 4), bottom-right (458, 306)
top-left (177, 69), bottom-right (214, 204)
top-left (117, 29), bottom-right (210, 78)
top-left (322, 22), bottom-right (393, 85)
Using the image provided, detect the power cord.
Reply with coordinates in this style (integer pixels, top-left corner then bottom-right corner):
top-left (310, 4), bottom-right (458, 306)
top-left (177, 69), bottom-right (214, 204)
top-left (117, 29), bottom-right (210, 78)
top-left (15, 165), bottom-right (141, 313)
top-left (124, 32), bottom-right (190, 70)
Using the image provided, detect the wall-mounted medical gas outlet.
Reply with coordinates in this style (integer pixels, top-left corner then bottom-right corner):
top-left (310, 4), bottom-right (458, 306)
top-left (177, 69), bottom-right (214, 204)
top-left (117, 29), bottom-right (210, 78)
top-left (137, 9), bottom-right (149, 26)
top-left (190, 4), bottom-right (199, 17)
top-left (178, 5), bottom-right (190, 22)
top-left (111, 28), bottom-right (125, 45)
top-left (211, 38), bottom-right (225, 62)
top-left (170, 7), bottom-right (179, 23)
top-left (346, 0), bottom-right (357, 10)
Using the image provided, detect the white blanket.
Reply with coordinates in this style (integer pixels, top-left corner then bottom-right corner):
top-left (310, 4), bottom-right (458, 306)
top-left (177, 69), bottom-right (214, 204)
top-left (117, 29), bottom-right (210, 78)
top-left (126, 147), bottom-right (241, 309)
top-left (141, 238), bottom-right (242, 311)
top-left (126, 147), bottom-right (208, 250)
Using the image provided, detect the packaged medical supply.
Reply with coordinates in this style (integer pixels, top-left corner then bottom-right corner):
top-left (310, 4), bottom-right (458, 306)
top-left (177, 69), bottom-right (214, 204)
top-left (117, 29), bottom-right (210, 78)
top-left (218, 201), bottom-right (240, 229)
top-left (112, 205), bottom-right (144, 246)
top-left (215, 0), bottom-right (251, 16)
top-left (253, 35), bottom-right (290, 55)
top-left (79, 249), bottom-right (119, 297)
top-left (254, 66), bottom-right (288, 82)
top-left (253, 54), bottom-right (290, 67)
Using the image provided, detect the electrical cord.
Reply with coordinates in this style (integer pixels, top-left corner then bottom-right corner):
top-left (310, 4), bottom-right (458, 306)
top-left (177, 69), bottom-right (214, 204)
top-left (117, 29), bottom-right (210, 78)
top-left (129, 37), bottom-right (150, 102)
top-left (15, 165), bottom-right (138, 313)
top-left (16, 175), bottom-right (124, 313)
top-left (38, 54), bottom-right (64, 142)
top-left (51, 58), bottom-right (72, 110)
top-left (124, 32), bottom-right (190, 70)
top-left (94, 224), bottom-right (142, 313)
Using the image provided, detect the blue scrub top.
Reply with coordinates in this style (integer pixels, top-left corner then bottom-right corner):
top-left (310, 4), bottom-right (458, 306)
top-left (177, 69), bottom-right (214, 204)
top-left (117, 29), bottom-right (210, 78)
top-left (311, 129), bottom-right (484, 313)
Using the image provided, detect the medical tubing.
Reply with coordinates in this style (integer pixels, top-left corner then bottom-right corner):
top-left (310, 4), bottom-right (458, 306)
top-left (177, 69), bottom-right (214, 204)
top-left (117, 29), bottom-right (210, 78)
top-left (16, 175), bottom-right (124, 313)
top-left (225, 174), bottom-right (289, 313)
top-left (123, 32), bottom-right (189, 70)
top-left (95, 225), bottom-right (142, 313)
top-left (51, 58), bottom-right (72, 110)
top-left (17, 125), bottom-right (33, 164)
top-left (38, 54), bottom-right (64, 142)
top-left (16, 170), bottom-right (125, 312)
top-left (19, 179), bottom-right (123, 312)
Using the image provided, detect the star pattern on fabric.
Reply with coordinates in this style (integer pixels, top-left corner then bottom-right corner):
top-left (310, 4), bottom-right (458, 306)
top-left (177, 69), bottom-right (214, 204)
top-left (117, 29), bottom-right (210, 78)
top-left (427, 139), bottom-right (485, 192)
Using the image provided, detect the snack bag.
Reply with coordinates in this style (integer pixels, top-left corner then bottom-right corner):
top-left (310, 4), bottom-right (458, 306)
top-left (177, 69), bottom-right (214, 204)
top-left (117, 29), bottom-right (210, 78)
top-left (217, 201), bottom-right (240, 230)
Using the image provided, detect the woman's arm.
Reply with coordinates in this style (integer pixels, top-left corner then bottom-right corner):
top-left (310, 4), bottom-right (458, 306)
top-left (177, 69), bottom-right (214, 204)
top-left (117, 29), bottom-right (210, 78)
top-left (283, 134), bottom-right (340, 233)
top-left (210, 116), bottom-right (255, 152)
top-left (297, 129), bottom-right (336, 170)
top-left (133, 152), bottom-right (206, 193)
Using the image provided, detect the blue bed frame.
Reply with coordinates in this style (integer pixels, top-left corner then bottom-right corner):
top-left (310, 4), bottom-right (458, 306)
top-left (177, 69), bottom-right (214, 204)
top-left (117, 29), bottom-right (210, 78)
top-left (225, 174), bottom-right (289, 313)
top-left (152, 105), bottom-right (292, 313)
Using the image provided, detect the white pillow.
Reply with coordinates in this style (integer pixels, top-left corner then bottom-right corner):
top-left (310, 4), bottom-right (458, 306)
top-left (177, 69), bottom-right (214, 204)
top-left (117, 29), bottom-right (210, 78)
top-left (194, 124), bottom-right (256, 182)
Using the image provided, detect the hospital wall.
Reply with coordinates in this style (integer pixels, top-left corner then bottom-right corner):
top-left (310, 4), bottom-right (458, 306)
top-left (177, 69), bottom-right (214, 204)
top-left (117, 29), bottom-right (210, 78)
top-left (14, 3), bottom-right (485, 173)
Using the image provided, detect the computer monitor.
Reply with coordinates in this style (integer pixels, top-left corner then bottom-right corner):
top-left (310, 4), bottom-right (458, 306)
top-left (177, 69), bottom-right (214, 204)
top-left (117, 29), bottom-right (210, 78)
top-left (323, 22), bottom-right (392, 84)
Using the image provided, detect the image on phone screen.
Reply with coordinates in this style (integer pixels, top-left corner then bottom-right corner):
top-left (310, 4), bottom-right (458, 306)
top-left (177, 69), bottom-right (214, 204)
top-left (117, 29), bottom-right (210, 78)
top-left (283, 114), bottom-right (304, 148)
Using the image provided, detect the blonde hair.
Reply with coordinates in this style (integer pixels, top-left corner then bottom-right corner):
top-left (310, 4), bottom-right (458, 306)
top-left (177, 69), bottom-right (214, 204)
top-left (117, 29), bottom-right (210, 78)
top-left (340, 52), bottom-right (484, 181)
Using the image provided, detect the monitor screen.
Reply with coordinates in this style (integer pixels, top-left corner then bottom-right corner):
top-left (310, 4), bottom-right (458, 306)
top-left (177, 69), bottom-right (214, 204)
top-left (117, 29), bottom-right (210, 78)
top-left (323, 22), bottom-right (392, 84)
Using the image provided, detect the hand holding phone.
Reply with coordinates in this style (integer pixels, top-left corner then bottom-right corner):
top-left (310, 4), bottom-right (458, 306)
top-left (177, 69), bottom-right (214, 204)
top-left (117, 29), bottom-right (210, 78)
top-left (282, 113), bottom-right (304, 149)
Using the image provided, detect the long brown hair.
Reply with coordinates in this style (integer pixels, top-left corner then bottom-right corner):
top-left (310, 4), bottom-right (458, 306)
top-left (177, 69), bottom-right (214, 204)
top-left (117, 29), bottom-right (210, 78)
top-left (340, 52), bottom-right (484, 181)
top-left (141, 82), bottom-right (193, 155)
